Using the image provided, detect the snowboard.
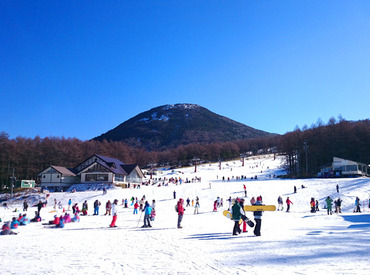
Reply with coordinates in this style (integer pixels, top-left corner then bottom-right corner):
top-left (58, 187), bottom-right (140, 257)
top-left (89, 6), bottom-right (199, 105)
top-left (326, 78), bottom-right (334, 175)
top-left (223, 210), bottom-right (254, 227)
top-left (243, 205), bottom-right (276, 211)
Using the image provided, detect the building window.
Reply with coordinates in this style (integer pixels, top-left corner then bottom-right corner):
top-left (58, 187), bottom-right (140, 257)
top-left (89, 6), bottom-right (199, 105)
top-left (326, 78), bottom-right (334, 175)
top-left (85, 174), bottom-right (109, 182)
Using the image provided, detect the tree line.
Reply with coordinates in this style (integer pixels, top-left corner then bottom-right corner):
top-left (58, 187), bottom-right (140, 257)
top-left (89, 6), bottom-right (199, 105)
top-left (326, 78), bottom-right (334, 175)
top-left (0, 117), bottom-right (369, 190)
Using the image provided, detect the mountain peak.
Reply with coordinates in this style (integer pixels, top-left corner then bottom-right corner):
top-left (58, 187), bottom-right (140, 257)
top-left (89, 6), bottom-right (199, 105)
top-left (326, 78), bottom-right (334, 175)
top-left (94, 104), bottom-right (275, 150)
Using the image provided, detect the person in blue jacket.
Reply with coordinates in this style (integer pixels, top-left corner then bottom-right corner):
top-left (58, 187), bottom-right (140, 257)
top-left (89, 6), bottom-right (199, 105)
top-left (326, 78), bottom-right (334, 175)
top-left (142, 201), bottom-right (152, 228)
top-left (11, 217), bottom-right (19, 229)
top-left (56, 216), bottom-right (65, 228)
top-left (19, 214), bottom-right (30, 225)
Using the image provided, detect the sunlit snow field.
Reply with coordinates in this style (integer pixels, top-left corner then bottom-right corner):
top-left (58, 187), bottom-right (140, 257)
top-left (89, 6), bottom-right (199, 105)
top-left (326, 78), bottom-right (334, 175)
top-left (1, 155), bottom-right (369, 274)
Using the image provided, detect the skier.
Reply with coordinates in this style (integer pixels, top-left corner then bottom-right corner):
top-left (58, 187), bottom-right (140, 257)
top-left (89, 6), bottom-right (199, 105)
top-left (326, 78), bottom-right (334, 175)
top-left (105, 200), bottom-right (112, 215)
top-left (109, 199), bottom-right (118, 227)
top-left (186, 198), bottom-right (190, 207)
top-left (227, 196), bottom-right (232, 211)
top-left (355, 197), bottom-right (361, 213)
top-left (230, 200), bottom-right (242, 235)
top-left (23, 200), bottom-right (28, 211)
top-left (213, 200), bottom-right (218, 212)
top-left (142, 201), bottom-right (152, 228)
top-left (336, 198), bottom-right (342, 213)
top-left (36, 200), bottom-right (44, 216)
top-left (315, 200), bottom-right (319, 211)
top-left (194, 199), bottom-right (200, 214)
top-left (253, 197), bottom-right (263, 236)
top-left (325, 196), bottom-right (333, 215)
top-left (294, 186), bottom-right (297, 193)
top-left (336, 184), bottom-right (339, 193)
top-left (286, 197), bottom-right (293, 212)
top-left (173, 191), bottom-right (176, 200)
top-left (243, 184), bottom-right (247, 197)
top-left (277, 196), bottom-right (283, 211)
top-left (176, 198), bottom-right (185, 229)
top-left (93, 200), bottom-right (101, 215)
top-left (133, 201), bottom-right (139, 214)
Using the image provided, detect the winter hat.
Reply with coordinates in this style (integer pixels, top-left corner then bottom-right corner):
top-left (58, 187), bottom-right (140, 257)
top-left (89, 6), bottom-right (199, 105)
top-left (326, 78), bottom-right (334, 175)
top-left (54, 215), bottom-right (57, 218)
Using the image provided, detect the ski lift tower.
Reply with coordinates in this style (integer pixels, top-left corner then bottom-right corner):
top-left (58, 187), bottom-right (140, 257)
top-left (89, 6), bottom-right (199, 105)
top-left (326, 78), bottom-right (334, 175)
top-left (192, 157), bottom-right (200, 173)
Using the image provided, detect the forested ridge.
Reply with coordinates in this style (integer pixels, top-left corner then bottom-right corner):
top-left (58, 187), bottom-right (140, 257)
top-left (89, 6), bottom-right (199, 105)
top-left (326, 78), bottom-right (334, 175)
top-left (0, 118), bottom-right (369, 190)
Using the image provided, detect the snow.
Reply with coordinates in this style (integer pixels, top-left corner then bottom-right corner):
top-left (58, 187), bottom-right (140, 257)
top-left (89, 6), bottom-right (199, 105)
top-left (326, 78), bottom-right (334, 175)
top-left (1, 155), bottom-right (370, 274)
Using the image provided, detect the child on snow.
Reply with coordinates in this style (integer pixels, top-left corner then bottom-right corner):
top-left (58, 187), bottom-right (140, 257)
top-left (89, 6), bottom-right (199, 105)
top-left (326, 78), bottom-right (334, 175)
top-left (1, 222), bottom-right (17, 235)
top-left (11, 217), bottom-right (19, 229)
top-left (30, 211), bottom-right (42, 222)
top-left (71, 213), bottom-right (80, 222)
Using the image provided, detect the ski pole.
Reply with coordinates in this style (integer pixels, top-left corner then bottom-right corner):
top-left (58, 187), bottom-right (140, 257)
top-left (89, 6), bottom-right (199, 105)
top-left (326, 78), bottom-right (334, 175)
top-left (137, 211), bottom-right (143, 227)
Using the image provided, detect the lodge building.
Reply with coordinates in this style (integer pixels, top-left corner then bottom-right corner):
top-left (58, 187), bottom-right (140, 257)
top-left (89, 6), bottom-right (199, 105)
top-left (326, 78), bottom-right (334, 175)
top-left (38, 154), bottom-right (145, 191)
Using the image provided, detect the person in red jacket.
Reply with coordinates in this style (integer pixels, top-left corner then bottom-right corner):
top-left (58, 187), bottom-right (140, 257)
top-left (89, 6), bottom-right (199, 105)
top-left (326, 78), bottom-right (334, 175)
top-left (286, 197), bottom-right (293, 212)
top-left (49, 215), bottom-right (60, 225)
top-left (177, 198), bottom-right (185, 228)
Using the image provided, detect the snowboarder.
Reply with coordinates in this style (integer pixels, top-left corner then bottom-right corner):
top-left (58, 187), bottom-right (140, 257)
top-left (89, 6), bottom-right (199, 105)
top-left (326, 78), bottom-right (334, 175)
top-left (253, 197), bottom-right (263, 236)
top-left (239, 198), bottom-right (248, 233)
top-left (186, 197), bottom-right (190, 207)
top-left (173, 191), bottom-right (176, 200)
top-left (109, 199), bottom-right (118, 227)
top-left (294, 186), bottom-right (297, 193)
top-left (336, 184), bottom-right (339, 193)
top-left (286, 197), bottom-right (293, 212)
top-left (176, 198), bottom-right (185, 228)
top-left (325, 196), bottom-right (333, 215)
top-left (231, 200), bottom-right (242, 235)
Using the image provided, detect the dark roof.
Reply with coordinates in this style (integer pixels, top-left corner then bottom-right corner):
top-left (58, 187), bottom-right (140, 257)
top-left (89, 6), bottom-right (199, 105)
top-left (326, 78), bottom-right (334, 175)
top-left (95, 154), bottom-right (128, 175)
top-left (51, 166), bottom-right (77, 176)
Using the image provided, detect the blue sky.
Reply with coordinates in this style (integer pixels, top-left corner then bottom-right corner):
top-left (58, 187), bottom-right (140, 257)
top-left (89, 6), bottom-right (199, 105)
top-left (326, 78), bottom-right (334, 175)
top-left (1, 1), bottom-right (370, 141)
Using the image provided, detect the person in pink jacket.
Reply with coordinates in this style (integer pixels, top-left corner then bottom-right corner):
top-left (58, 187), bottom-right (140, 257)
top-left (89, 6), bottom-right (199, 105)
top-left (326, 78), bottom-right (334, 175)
top-left (177, 198), bottom-right (185, 228)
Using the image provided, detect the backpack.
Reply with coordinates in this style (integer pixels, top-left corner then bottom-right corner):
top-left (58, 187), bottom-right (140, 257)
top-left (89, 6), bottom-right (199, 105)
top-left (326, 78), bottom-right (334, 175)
top-left (175, 204), bottom-right (178, 212)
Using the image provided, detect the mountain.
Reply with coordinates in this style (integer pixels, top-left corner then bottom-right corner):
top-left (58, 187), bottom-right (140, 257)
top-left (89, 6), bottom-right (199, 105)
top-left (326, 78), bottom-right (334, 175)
top-left (93, 104), bottom-right (276, 150)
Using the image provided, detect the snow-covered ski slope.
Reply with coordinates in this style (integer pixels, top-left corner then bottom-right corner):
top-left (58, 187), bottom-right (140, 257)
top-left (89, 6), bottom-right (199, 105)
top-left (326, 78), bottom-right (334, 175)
top-left (1, 154), bottom-right (369, 274)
